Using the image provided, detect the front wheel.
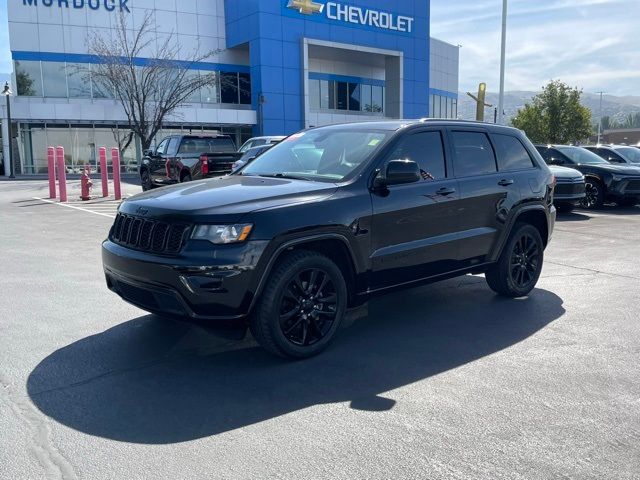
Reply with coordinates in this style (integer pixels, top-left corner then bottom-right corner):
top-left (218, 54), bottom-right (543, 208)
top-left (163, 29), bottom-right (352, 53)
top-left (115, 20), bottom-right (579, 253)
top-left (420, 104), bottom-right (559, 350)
top-left (249, 250), bottom-right (347, 359)
top-left (579, 179), bottom-right (605, 209)
top-left (485, 223), bottom-right (544, 298)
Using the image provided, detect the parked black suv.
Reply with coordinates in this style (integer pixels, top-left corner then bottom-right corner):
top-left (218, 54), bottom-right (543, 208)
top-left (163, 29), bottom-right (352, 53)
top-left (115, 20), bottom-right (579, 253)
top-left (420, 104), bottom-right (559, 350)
top-left (103, 121), bottom-right (556, 358)
top-left (535, 145), bottom-right (640, 208)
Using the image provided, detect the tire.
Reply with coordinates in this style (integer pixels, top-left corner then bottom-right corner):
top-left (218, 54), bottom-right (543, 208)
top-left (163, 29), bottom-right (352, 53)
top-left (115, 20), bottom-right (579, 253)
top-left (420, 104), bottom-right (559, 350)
top-left (140, 169), bottom-right (153, 191)
top-left (181, 173), bottom-right (192, 183)
top-left (579, 179), bottom-right (605, 209)
top-left (249, 250), bottom-right (348, 359)
top-left (485, 223), bottom-right (544, 298)
top-left (555, 202), bottom-right (575, 213)
top-left (617, 198), bottom-right (638, 207)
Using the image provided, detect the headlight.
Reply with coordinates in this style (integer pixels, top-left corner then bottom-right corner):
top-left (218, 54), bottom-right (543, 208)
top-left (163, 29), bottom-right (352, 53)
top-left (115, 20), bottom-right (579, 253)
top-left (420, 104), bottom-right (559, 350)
top-left (191, 224), bottom-right (253, 244)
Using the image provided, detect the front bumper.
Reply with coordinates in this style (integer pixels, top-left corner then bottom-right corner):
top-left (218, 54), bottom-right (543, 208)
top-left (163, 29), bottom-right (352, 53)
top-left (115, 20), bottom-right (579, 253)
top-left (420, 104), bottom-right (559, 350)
top-left (102, 239), bottom-right (269, 323)
top-left (554, 179), bottom-right (586, 202)
top-left (608, 177), bottom-right (640, 199)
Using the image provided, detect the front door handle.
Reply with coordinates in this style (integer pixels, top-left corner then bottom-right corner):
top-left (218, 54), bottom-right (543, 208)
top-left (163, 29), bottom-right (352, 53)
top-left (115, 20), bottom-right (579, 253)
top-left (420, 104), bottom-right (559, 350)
top-left (498, 179), bottom-right (515, 187)
top-left (436, 187), bottom-right (456, 196)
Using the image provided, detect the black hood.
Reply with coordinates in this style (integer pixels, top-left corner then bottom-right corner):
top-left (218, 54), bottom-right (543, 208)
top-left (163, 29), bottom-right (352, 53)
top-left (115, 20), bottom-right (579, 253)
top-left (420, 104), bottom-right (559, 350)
top-left (119, 176), bottom-right (338, 223)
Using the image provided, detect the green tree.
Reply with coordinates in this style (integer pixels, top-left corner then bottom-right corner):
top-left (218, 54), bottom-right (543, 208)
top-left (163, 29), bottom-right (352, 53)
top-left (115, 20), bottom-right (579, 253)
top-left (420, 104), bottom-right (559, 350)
top-left (511, 80), bottom-right (592, 144)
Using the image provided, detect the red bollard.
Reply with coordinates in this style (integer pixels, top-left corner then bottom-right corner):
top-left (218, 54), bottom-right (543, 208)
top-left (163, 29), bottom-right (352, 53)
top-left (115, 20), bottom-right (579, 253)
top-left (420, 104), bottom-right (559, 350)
top-left (55, 146), bottom-right (67, 203)
top-left (47, 147), bottom-right (56, 199)
top-left (99, 147), bottom-right (109, 197)
top-left (111, 148), bottom-right (122, 201)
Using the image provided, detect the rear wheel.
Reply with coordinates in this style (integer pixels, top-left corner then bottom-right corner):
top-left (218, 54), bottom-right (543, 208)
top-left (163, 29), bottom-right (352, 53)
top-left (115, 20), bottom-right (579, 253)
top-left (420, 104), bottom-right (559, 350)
top-left (486, 223), bottom-right (544, 298)
top-left (579, 179), bottom-right (604, 209)
top-left (140, 169), bottom-right (153, 191)
top-left (181, 173), bottom-right (192, 183)
top-left (250, 250), bottom-right (347, 359)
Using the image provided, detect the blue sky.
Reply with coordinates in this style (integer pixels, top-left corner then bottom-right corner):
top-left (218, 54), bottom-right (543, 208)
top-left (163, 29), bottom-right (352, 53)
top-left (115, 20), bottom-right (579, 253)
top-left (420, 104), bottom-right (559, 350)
top-left (1, 0), bottom-right (638, 96)
top-left (431, 0), bottom-right (640, 95)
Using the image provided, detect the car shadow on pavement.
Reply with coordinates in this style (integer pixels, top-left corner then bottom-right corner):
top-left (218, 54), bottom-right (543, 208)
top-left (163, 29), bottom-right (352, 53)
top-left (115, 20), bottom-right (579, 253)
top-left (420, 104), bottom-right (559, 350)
top-left (556, 211), bottom-right (591, 222)
top-left (27, 278), bottom-right (565, 444)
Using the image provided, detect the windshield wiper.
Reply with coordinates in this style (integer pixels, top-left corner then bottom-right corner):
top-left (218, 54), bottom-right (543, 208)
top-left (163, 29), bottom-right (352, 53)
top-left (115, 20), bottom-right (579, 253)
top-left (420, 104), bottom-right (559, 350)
top-left (257, 173), bottom-right (312, 181)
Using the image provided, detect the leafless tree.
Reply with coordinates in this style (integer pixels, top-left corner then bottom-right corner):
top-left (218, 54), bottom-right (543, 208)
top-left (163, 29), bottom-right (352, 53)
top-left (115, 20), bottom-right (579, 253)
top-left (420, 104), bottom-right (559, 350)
top-left (86, 11), bottom-right (221, 151)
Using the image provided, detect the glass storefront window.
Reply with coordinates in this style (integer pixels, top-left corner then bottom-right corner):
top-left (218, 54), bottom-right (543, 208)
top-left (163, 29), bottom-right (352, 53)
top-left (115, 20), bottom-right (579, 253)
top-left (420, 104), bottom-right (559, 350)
top-left (348, 83), bottom-right (360, 111)
top-left (320, 80), bottom-right (330, 109)
top-left (239, 73), bottom-right (251, 105)
top-left (91, 65), bottom-right (115, 99)
top-left (220, 72), bottom-right (239, 104)
top-left (201, 71), bottom-right (220, 104)
top-left (42, 62), bottom-right (68, 98)
top-left (335, 81), bottom-right (348, 110)
top-left (309, 79), bottom-right (320, 110)
top-left (184, 71), bottom-right (202, 103)
top-left (67, 63), bottom-right (91, 98)
top-left (361, 84), bottom-right (372, 112)
top-left (14, 61), bottom-right (42, 97)
top-left (371, 85), bottom-right (383, 113)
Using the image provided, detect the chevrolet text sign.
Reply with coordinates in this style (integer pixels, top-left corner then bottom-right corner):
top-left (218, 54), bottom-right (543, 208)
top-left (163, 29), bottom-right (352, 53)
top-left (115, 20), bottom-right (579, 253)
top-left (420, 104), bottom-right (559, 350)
top-left (22, 0), bottom-right (131, 13)
top-left (286, 0), bottom-right (415, 33)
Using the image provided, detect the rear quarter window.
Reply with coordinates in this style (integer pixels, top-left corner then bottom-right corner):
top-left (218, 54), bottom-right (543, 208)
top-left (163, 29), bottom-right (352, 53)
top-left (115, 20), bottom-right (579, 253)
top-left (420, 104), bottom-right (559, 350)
top-left (491, 134), bottom-right (535, 171)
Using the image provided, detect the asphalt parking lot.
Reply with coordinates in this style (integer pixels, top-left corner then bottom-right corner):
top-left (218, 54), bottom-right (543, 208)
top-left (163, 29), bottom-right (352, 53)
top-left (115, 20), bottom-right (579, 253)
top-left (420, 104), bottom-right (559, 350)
top-left (1, 180), bottom-right (639, 480)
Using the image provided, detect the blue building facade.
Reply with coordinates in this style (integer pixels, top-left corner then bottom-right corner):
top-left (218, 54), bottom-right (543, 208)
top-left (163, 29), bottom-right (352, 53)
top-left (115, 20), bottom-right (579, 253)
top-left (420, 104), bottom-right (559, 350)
top-left (225, 0), bottom-right (431, 135)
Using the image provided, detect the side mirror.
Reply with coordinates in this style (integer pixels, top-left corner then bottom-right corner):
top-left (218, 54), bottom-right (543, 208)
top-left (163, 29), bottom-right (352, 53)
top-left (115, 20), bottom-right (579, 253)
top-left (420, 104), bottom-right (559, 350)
top-left (375, 159), bottom-right (421, 188)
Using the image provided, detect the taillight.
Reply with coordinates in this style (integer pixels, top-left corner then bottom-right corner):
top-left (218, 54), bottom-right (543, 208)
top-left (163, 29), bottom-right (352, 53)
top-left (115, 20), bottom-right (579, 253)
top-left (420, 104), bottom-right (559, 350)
top-left (200, 155), bottom-right (209, 175)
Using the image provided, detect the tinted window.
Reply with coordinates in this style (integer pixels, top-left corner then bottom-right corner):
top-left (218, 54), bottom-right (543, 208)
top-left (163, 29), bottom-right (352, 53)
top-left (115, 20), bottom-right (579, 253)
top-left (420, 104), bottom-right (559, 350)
top-left (390, 131), bottom-right (446, 181)
top-left (555, 146), bottom-right (608, 164)
top-left (167, 137), bottom-right (180, 156)
top-left (451, 131), bottom-right (497, 177)
top-left (492, 134), bottom-right (535, 171)
top-left (156, 138), bottom-right (170, 155)
top-left (616, 147), bottom-right (640, 163)
top-left (220, 72), bottom-right (239, 104)
top-left (178, 137), bottom-right (236, 154)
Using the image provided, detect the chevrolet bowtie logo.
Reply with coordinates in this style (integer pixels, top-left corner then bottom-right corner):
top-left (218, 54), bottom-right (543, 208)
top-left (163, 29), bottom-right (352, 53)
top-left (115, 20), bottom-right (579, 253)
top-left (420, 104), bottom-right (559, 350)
top-left (287, 0), bottom-right (324, 15)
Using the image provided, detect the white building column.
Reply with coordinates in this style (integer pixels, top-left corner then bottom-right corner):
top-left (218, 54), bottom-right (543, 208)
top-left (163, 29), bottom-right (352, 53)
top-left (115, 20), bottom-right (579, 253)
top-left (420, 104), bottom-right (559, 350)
top-left (1, 105), bottom-right (11, 177)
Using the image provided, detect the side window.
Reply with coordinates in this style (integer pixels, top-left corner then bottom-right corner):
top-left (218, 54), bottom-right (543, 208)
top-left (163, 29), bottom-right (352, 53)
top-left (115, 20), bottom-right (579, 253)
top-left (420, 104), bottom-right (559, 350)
top-left (451, 131), bottom-right (497, 177)
top-left (167, 137), bottom-right (180, 156)
top-left (389, 131), bottom-right (446, 181)
top-left (492, 134), bottom-right (535, 171)
top-left (548, 149), bottom-right (567, 164)
top-left (156, 138), bottom-right (170, 155)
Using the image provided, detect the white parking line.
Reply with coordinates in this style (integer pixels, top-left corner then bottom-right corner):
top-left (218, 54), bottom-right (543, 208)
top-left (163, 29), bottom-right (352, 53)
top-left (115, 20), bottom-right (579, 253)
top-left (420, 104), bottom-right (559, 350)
top-left (32, 197), bottom-right (118, 218)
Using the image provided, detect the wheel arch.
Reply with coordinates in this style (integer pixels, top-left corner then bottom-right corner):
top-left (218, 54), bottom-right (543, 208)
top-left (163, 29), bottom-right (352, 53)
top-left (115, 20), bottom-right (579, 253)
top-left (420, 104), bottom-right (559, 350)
top-left (250, 234), bottom-right (360, 312)
top-left (490, 205), bottom-right (550, 262)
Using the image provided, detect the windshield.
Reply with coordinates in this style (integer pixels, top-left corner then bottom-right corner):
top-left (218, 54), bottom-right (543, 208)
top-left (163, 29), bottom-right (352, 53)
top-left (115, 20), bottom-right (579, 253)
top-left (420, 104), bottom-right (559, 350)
top-left (616, 147), bottom-right (640, 163)
top-left (556, 146), bottom-right (609, 165)
top-left (239, 129), bottom-right (392, 182)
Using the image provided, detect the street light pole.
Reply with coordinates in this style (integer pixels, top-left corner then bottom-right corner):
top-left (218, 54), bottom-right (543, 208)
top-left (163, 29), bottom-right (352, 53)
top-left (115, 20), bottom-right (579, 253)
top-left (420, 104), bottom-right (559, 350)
top-left (2, 82), bottom-right (15, 178)
top-left (497, 0), bottom-right (508, 125)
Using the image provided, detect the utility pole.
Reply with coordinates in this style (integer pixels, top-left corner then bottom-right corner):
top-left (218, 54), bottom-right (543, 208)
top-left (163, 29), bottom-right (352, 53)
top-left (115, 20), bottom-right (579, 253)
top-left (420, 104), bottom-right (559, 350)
top-left (497, 0), bottom-right (508, 125)
top-left (596, 91), bottom-right (605, 144)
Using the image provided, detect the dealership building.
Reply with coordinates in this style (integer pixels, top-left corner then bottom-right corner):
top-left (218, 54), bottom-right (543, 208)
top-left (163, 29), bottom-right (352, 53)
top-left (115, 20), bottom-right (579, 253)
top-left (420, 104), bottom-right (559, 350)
top-left (2, 0), bottom-right (459, 176)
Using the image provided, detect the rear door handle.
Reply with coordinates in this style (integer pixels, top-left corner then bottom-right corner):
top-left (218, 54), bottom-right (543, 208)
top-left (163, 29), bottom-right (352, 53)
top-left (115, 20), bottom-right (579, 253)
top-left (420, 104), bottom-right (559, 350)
top-left (436, 187), bottom-right (456, 196)
top-left (498, 179), bottom-right (515, 186)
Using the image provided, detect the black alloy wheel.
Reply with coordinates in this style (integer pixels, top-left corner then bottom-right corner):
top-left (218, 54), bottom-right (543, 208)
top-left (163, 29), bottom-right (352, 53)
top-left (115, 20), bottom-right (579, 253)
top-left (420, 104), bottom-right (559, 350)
top-left (579, 180), bottom-right (604, 209)
top-left (508, 232), bottom-right (541, 291)
top-left (485, 223), bottom-right (544, 298)
top-left (250, 250), bottom-right (347, 358)
top-left (278, 268), bottom-right (338, 347)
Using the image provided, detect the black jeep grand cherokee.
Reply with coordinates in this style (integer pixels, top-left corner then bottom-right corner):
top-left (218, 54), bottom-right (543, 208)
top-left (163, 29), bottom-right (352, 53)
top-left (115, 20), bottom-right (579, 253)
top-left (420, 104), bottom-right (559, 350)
top-left (103, 120), bottom-right (556, 358)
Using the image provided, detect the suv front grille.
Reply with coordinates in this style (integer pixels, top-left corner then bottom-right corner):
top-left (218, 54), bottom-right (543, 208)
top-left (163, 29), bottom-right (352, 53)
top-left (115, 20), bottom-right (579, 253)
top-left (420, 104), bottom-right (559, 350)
top-left (110, 213), bottom-right (191, 254)
top-left (555, 182), bottom-right (585, 196)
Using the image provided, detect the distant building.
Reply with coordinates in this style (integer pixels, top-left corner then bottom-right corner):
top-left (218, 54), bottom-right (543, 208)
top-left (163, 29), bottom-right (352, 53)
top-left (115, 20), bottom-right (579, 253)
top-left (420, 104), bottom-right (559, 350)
top-left (602, 129), bottom-right (640, 146)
